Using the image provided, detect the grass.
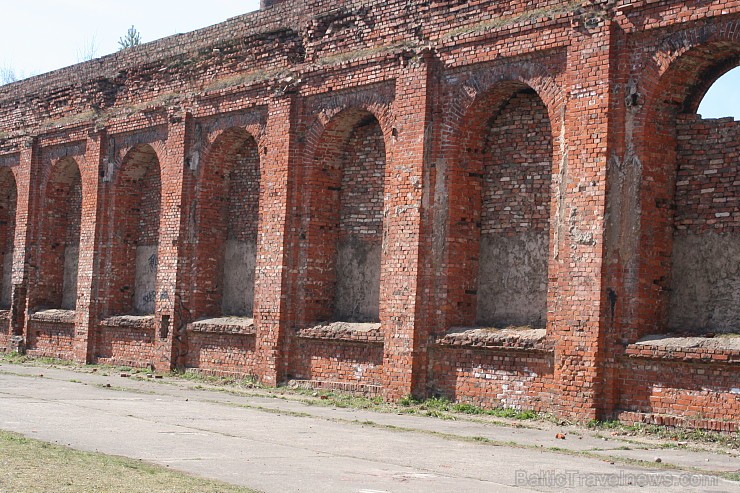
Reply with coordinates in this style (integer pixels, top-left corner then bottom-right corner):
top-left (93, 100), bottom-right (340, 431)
top-left (588, 420), bottom-right (740, 449)
top-left (0, 430), bottom-right (259, 493)
top-left (399, 395), bottom-right (538, 420)
top-left (171, 369), bottom-right (261, 388)
top-left (1, 352), bottom-right (76, 367)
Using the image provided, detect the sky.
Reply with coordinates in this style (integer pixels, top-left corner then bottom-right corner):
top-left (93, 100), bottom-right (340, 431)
top-left (0, 0), bottom-right (260, 77)
top-left (0, 1), bottom-right (737, 118)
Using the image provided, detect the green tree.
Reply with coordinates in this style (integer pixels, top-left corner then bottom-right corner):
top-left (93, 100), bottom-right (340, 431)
top-left (118, 25), bottom-right (142, 50)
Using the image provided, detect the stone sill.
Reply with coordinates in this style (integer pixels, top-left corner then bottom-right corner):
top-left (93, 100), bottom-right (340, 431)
top-left (188, 317), bottom-right (256, 335)
top-left (617, 411), bottom-right (739, 434)
top-left (626, 334), bottom-right (740, 363)
top-left (436, 326), bottom-right (552, 352)
top-left (29, 309), bottom-right (76, 325)
top-left (100, 315), bottom-right (156, 330)
top-left (296, 322), bottom-right (383, 344)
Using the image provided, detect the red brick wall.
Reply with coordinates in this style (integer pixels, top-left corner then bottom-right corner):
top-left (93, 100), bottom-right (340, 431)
top-left (618, 358), bottom-right (740, 423)
top-left (0, 168), bottom-right (17, 310)
top-left (0, 0), bottom-right (738, 430)
top-left (291, 339), bottom-right (384, 387)
top-left (102, 144), bottom-right (161, 317)
top-left (191, 129), bottom-right (260, 319)
top-left (477, 90), bottom-right (552, 327)
top-left (429, 347), bottom-right (555, 411)
top-left (674, 116), bottom-right (739, 234)
top-left (95, 323), bottom-right (157, 367)
top-left (185, 333), bottom-right (257, 375)
top-left (302, 110), bottom-right (386, 324)
top-left (34, 158), bottom-right (82, 311)
top-left (668, 116), bottom-right (740, 333)
top-left (26, 320), bottom-right (76, 360)
top-left (0, 311), bottom-right (10, 348)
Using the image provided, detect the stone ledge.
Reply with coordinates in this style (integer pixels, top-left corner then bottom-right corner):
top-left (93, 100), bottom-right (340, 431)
top-left (296, 322), bottom-right (383, 344)
top-left (28, 309), bottom-right (77, 325)
top-left (99, 315), bottom-right (156, 330)
top-left (626, 334), bottom-right (740, 363)
top-left (0, 309), bottom-right (10, 321)
top-left (187, 317), bottom-right (256, 335)
top-left (617, 411), bottom-right (739, 434)
top-left (436, 326), bottom-right (552, 352)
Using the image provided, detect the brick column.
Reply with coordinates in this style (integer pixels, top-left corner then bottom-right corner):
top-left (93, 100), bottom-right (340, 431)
top-left (381, 51), bottom-right (435, 400)
top-left (9, 138), bottom-right (41, 351)
top-left (152, 114), bottom-right (189, 371)
top-left (254, 94), bottom-right (299, 386)
top-left (550, 14), bottom-right (615, 420)
top-left (71, 130), bottom-right (106, 363)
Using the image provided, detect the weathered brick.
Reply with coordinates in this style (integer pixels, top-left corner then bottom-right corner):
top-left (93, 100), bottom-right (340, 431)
top-left (0, 0), bottom-right (738, 431)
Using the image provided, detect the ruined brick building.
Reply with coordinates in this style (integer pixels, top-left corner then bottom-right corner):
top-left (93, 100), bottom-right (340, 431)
top-left (0, 0), bottom-right (738, 430)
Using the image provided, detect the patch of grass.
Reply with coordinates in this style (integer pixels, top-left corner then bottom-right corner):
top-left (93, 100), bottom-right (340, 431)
top-left (588, 420), bottom-right (740, 449)
top-left (399, 395), bottom-right (538, 421)
top-left (0, 430), bottom-right (259, 493)
top-left (722, 471), bottom-right (740, 482)
top-left (0, 352), bottom-right (75, 367)
top-left (171, 369), bottom-right (261, 389)
top-left (716, 333), bottom-right (740, 338)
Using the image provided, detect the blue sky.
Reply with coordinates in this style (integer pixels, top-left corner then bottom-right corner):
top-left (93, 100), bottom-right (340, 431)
top-left (0, 1), bottom-right (737, 118)
top-left (0, 1), bottom-right (260, 77)
top-left (698, 67), bottom-right (740, 119)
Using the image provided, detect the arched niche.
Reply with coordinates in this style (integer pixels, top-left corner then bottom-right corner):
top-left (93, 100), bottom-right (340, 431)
top-left (449, 82), bottom-right (555, 328)
top-left (193, 127), bottom-right (261, 318)
top-left (0, 168), bottom-right (17, 310)
top-left (107, 144), bottom-right (161, 315)
top-left (637, 40), bottom-right (740, 335)
top-left (304, 109), bottom-right (387, 324)
top-left (35, 158), bottom-right (82, 310)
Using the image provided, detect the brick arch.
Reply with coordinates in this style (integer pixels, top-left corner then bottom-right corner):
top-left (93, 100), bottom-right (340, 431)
top-left (33, 157), bottom-right (82, 311)
top-left (442, 64), bottom-right (565, 152)
top-left (199, 123), bottom-right (265, 172)
top-left (107, 140), bottom-right (167, 184)
top-left (104, 143), bottom-right (162, 316)
top-left (630, 21), bottom-right (740, 338)
top-left (443, 71), bottom-right (561, 329)
top-left (191, 127), bottom-right (261, 319)
top-left (111, 143), bottom-right (164, 185)
top-left (299, 106), bottom-right (389, 326)
top-left (0, 167), bottom-right (17, 310)
top-left (641, 22), bottom-right (740, 124)
top-left (303, 102), bottom-right (394, 164)
top-left (198, 127), bottom-right (261, 181)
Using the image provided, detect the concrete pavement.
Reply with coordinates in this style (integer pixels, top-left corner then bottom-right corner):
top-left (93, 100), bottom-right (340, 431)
top-left (0, 362), bottom-right (738, 492)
